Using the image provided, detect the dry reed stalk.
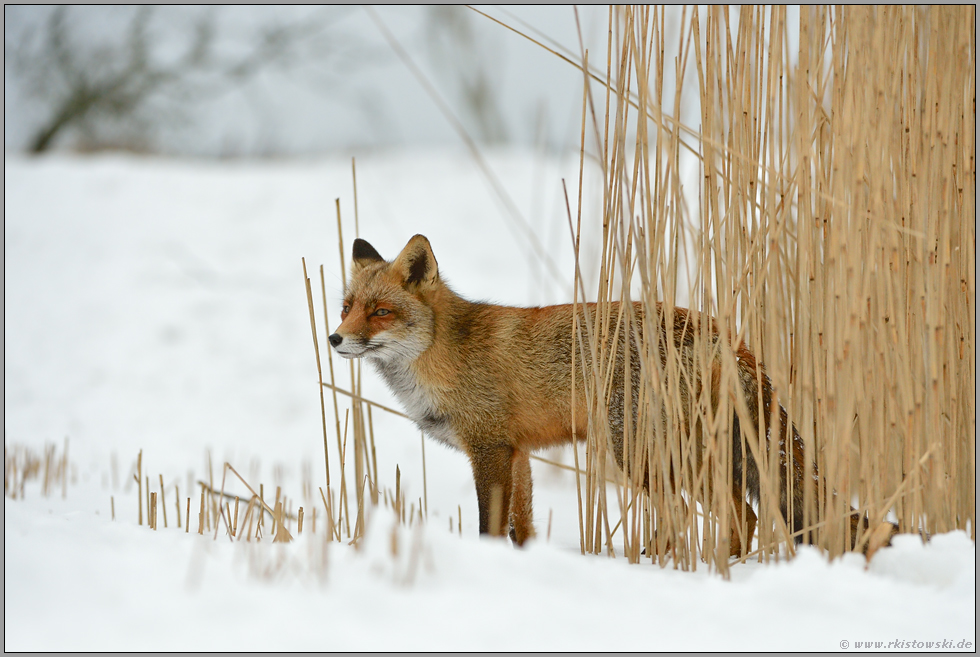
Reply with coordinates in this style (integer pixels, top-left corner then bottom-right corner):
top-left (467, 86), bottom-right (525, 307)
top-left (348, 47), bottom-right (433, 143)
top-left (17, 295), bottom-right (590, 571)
top-left (367, 406), bottom-right (379, 505)
top-left (319, 486), bottom-right (339, 542)
top-left (302, 257), bottom-right (332, 492)
top-left (298, 506), bottom-right (304, 533)
top-left (185, 498), bottom-right (190, 534)
top-left (158, 475), bottom-right (168, 528)
top-left (488, 487), bottom-right (503, 537)
top-left (273, 501), bottom-right (291, 543)
top-left (237, 496), bottom-right (257, 542)
top-left (353, 475), bottom-right (373, 543)
top-left (150, 492), bottom-right (157, 530)
top-left (175, 484), bottom-right (181, 529)
top-left (207, 451), bottom-right (217, 534)
top-left (337, 410), bottom-right (351, 538)
top-left (395, 465), bottom-right (401, 524)
top-left (198, 484), bottom-right (206, 535)
top-left (136, 450), bottom-right (142, 525)
top-left (319, 265), bottom-right (348, 524)
top-left (273, 486), bottom-right (282, 534)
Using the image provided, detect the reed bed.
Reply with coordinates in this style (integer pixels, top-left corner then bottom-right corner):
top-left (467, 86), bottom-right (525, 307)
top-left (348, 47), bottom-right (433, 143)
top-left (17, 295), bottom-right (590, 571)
top-left (566, 5), bottom-right (974, 572)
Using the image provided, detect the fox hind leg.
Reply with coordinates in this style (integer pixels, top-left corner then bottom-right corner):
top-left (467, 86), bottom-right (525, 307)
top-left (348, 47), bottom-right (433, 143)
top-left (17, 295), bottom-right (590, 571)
top-left (729, 481), bottom-right (758, 558)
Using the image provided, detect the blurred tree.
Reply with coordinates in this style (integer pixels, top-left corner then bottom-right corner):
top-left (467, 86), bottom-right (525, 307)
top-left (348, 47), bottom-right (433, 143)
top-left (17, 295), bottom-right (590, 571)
top-left (4, 6), bottom-right (372, 154)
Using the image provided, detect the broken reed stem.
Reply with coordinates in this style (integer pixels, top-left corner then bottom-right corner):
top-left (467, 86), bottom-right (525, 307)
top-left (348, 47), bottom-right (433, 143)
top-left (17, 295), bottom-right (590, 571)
top-left (395, 465), bottom-right (402, 525)
top-left (185, 498), bottom-right (190, 534)
top-left (136, 450), bottom-right (143, 526)
top-left (198, 484), bottom-right (206, 534)
top-left (175, 484), bottom-right (181, 529)
top-left (150, 492), bottom-right (157, 530)
top-left (273, 501), bottom-right (291, 542)
top-left (158, 475), bottom-right (168, 528)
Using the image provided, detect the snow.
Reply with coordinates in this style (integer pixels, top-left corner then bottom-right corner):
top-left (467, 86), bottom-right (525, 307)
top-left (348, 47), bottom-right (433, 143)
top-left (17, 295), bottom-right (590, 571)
top-left (4, 152), bottom-right (976, 651)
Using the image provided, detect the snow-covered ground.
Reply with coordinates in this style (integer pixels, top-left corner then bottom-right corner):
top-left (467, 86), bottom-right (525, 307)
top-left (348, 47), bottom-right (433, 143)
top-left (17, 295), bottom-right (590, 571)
top-left (4, 152), bottom-right (975, 651)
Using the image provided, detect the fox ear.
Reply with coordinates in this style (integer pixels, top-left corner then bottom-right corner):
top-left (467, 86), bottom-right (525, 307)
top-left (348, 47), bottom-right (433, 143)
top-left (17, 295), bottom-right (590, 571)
top-left (392, 234), bottom-right (438, 287)
top-left (352, 239), bottom-right (385, 272)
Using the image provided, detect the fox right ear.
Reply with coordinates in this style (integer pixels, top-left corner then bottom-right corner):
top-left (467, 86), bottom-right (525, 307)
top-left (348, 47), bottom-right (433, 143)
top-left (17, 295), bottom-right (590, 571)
top-left (352, 239), bottom-right (385, 272)
top-left (392, 234), bottom-right (438, 287)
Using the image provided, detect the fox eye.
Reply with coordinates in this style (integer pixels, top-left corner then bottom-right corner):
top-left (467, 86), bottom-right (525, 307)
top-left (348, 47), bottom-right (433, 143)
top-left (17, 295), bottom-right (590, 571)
top-left (373, 308), bottom-right (390, 317)
top-left (341, 304), bottom-right (350, 316)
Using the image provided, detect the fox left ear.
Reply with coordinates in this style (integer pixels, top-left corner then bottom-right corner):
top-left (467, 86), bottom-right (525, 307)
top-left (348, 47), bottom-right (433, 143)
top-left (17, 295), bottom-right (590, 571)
top-left (352, 238), bottom-right (385, 273)
top-left (392, 234), bottom-right (438, 287)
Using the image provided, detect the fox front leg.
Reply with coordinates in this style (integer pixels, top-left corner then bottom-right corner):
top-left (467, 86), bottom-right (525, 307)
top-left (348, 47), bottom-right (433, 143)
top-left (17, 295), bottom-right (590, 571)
top-left (468, 443), bottom-right (514, 541)
top-left (508, 450), bottom-right (535, 546)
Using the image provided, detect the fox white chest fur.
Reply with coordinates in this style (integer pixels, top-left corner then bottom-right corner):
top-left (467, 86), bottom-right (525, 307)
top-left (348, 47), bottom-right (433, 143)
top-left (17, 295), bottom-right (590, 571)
top-left (372, 356), bottom-right (463, 451)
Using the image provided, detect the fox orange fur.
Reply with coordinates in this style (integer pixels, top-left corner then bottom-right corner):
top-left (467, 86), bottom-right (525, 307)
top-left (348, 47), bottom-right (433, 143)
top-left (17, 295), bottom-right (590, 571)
top-left (329, 234), bottom-right (891, 554)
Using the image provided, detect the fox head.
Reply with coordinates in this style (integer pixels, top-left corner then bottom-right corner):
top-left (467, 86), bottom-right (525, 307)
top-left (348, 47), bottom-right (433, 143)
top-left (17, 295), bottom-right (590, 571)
top-left (328, 235), bottom-right (439, 363)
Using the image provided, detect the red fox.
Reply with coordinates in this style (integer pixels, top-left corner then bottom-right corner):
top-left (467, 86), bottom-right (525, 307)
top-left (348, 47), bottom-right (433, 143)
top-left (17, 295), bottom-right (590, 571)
top-left (329, 234), bottom-right (894, 554)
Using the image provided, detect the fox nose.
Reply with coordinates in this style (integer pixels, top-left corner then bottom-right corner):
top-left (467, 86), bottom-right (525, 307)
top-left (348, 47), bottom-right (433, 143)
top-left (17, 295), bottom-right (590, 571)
top-left (328, 333), bottom-right (343, 348)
